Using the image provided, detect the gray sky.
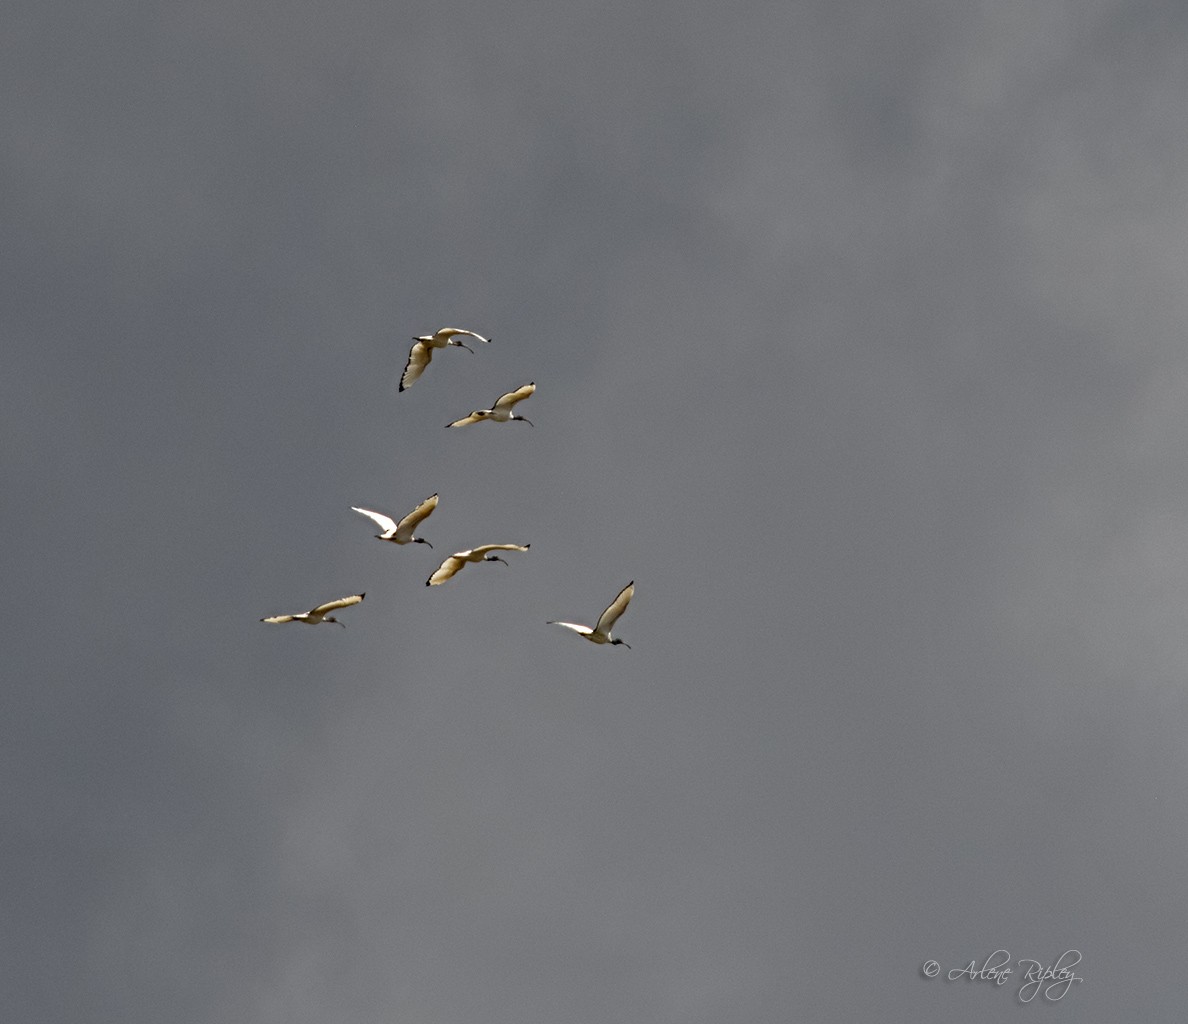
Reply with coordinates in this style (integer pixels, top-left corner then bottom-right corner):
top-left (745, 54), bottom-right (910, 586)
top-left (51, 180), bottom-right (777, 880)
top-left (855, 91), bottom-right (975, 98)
top-left (5, 0), bottom-right (1188, 1020)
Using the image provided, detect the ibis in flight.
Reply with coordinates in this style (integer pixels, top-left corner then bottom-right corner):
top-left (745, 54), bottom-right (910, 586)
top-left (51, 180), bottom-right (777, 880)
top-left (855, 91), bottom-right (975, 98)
top-left (400, 327), bottom-right (490, 391)
top-left (261, 593), bottom-right (365, 627)
top-left (548, 582), bottom-right (634, 648)
top-left (351, 494), bottom-right (438, 547)
top-left (426, 544), bottom-right (530, 586)
top-left (445, 382), bottom-right (535, 427)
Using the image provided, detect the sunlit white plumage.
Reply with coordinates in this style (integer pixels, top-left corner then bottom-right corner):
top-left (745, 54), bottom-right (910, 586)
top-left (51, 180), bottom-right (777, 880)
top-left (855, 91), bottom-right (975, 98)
top-left (261, 593), bottom-right (365, 627)
top-left (446, 382), bottom-right (535, 427)
top-left (548, 582), bottom-right (634, 648)
top-left (426, 544), bottom-right (530, 586)
top-left (351, 494), bottom-right (438, 547)
top-left (400, 327), bottom-right (490, 391)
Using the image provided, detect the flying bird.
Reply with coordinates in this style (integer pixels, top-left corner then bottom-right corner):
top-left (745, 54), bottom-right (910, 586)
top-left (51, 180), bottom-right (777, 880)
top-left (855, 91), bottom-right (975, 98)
top-left (548, 582), bottom-right (634, 648)
top-left (261, 593), bottom-right (365, 627)
top-left (446, 382), bottom-right (536, 427)
top-left (400, 328), bottom-right (490, 391)
top-left (426, 544), bottom-right (530, 586)
top-left (351, 494), bottom-right (438, 547)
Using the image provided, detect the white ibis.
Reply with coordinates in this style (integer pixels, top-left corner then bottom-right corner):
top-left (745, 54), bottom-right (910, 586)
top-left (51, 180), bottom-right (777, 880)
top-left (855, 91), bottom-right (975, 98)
top-left (445, 382), bottom-right (535, 428)
top-left (548, 582), bottom-right (634, 648)
top-left (400, 327), bottom-right (490, 391)
top-left (261, 593), bottom-right (365, 627)
top-left (351, 494), bottom-right (438, 547)
top-left (426, 544), bottom-right (530, 586)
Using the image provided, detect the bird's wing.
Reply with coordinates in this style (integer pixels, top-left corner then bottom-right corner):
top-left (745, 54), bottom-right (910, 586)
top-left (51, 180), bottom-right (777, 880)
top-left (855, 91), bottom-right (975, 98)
top-left (595, 581), bottom-right (635, 635)
top-left (261, 614), bottom-right (296, 624)
top-left (471, 543), bottom-right (530, 556)
top-left (396, 493), bottom-right (438, 534)
top-left (309, 593), bottom-right (366, 616)
top-left (493, 382), bottom-right (535, 410)
top-left (438, 327), bottom-right (490, 344)
top-left (445, 411), bottom-right (484, 427)
top-left (427, 556), bottom-right (466, 586)
top-left (351, 506), bottom-right (398, 533)
top-left (400, 340), bottom-right (431, 391)
top-left (548, 621), bottom-right (594, 637)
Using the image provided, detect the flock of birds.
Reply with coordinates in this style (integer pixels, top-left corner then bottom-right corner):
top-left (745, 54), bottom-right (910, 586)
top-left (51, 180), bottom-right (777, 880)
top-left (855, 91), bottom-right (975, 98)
top-left (261, 327), bottom-right (635, 648)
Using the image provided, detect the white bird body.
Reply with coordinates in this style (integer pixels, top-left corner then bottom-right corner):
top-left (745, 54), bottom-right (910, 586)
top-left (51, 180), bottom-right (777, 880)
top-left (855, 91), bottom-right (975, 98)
top-left (446, 382), bottom-right (536, 427)
top-left (427, 544), bottom-right (530, 586)
top-left (549, 582), bottom-right (634, 647)
top-left (261, 593), bottom-right (365, 627)
top-left (400, 327), bottom-right (490, 391)
top-left (351, 494), bottom-right (438, 547)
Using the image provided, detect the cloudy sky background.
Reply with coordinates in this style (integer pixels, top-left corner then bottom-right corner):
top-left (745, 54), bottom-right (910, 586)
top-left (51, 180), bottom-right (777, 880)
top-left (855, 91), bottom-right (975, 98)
top-left (5, 0), bottom-right (1188, 1020)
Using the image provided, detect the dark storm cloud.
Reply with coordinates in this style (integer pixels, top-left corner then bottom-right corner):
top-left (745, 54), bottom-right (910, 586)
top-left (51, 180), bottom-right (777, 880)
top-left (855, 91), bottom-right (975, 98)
top-left (5, 1), bottom-right (1188, 1021)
